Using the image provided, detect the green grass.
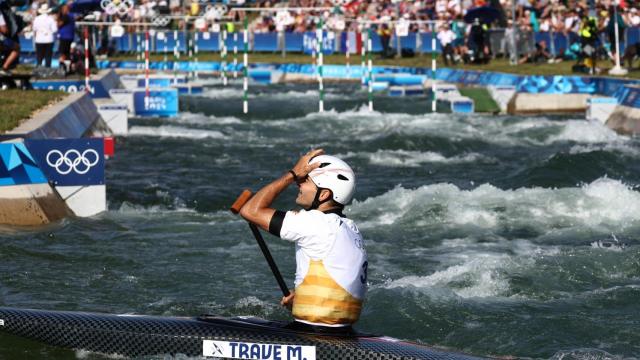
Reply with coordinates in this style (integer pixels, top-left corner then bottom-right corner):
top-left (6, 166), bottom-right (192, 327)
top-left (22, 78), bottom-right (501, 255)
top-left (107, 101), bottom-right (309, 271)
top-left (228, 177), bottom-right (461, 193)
top-left (0, 90), bottom-right (66, 132)
top-left (108, 52), bottom-right (640, 79)
top-left (458, 87), bottom-right (501, 113)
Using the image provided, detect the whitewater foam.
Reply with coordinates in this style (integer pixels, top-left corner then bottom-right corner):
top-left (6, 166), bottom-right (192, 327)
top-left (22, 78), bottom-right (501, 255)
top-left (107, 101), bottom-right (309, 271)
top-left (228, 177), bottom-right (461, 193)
top-left (128, 126), bottom-right (228, 140)
top-left (339, 149), bottom-right (493, 167)
top-left (350, 177), bottom-right (640, 233)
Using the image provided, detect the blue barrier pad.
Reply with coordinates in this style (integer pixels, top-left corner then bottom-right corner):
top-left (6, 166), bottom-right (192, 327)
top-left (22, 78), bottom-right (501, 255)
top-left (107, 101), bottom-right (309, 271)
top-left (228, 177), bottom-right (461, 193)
top-left (197, 32), bottom-right (220, 52)
top-left (419, 33), bottom-right (443, 53)
top-left (19, 36), bottom-right (34, 53)
top-left (393, 33), bottom-right (417, 51)
top-left (254, 33), bottom-right (278, 51)
top-left (285, 32), bottom-right (304, 52)
top-left (223, 32), bottom-right (240, 50)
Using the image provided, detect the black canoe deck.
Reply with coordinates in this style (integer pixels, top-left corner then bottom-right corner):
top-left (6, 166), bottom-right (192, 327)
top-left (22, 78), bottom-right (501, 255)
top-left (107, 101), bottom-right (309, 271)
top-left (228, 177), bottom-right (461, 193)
top-left (0, 307), bottom-right (484, 359)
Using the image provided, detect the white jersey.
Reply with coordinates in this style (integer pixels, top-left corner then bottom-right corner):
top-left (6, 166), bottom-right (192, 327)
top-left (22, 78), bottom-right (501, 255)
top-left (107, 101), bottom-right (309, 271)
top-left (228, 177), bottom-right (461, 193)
top-left (279, 209), bottom-right (367, 326)
top-left (33, 14), bottom-right (57, 44)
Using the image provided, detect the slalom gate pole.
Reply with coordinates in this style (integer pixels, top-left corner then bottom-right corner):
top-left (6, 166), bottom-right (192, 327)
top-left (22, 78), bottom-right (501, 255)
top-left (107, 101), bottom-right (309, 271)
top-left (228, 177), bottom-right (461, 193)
top-left (367, 25), bottom-right (373, 111)
top-left (243, 17), bottom-right (249, 114)
top-left (360, 30), bottom-right (366, 86)
top-left (145, 27), bottom-right (150, 97)
top-left (163, 32), bottom-right (168, 70)
top-left (222, 28), bottom-right (228, 86)
top-left (233, 32), bottom-right (238, 78)
top-left (84, 26), bottom-right (90, 93)
top-left (317, 15), bottom-right (324, 113)
top-left (431, 22), bottom-right (436, 113)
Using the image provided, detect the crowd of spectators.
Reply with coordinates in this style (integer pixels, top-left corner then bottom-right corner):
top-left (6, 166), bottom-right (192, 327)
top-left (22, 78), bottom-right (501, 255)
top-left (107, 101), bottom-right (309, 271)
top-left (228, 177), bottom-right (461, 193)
top-left (249, 0), bottom-right (640, 69)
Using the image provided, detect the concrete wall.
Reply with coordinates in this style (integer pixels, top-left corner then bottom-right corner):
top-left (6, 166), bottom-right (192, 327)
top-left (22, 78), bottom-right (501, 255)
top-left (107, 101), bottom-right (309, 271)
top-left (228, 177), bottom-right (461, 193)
top-left (606, 107), bottom-right (640, 135)
top-left (8, 92), bottom-right (111, 139)
top-left (0, 184), bottom-right (71, 225)
top-left (507, 93), bottom-right (591, 115)
top-left (1, 92), bottom-right (109, 226)
top-left (604, 85), bottom-right (640, 136)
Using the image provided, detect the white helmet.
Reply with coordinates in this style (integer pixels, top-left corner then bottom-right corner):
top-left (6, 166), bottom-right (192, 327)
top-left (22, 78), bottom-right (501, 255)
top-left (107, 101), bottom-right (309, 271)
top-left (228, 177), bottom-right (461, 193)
top-left (308, 155), bottom-right (356, 205)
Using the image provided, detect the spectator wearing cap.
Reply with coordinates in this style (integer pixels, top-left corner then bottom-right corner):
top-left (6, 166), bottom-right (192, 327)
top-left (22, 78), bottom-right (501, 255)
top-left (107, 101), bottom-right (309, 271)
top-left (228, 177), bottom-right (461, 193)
top-left (33, 3), bottom-right (57, 68)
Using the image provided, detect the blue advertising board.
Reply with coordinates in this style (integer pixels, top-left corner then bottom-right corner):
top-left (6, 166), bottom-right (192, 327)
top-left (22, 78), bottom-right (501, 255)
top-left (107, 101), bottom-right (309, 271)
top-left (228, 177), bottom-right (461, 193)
top-left (24, 138), bottom-right (105, 186)
top-left (303, 32), bottom-right (335, 55)
top-left (31, 80), bottom-right (111, 98)
top-left (133, 89), bottom-right (179, 117)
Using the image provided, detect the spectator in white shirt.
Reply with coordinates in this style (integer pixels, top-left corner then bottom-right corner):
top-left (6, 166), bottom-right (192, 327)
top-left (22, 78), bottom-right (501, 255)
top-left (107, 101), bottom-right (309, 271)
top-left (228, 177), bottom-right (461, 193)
top-left (33, 3), bottom-right (57, 67)
top-left (437, 23), bottom-right (457, 65)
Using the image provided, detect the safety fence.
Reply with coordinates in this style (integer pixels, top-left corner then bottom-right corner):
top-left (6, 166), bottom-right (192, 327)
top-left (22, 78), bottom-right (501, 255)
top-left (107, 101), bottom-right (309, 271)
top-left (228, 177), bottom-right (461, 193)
top-left (18, 27), bottom-right (640, 56)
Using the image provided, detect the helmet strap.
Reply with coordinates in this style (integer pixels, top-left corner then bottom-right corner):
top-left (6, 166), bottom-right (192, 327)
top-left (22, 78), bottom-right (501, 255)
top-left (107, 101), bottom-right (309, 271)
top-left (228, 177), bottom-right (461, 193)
top-left (306, 187), bottom-right (331, 211)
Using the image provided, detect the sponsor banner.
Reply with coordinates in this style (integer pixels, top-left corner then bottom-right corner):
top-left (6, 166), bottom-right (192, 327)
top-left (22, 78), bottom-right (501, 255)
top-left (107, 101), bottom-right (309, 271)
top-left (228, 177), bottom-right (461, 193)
top-left (302, 32), bottom-right (335, 55)
top-left (202, 340), bottom-right (315, 360)
top-left (93, 60), bottom-right (640, 97)
top-left (0, 143), bottom-right (48, 186)
top-left (137, 78), bottom-right (173, 88)
top-left (24, 139), bottom-right (104, 186)
top-left (31, 80), bottom-right (110, 98)
top-left (133, 89), bottom-right (179, 117)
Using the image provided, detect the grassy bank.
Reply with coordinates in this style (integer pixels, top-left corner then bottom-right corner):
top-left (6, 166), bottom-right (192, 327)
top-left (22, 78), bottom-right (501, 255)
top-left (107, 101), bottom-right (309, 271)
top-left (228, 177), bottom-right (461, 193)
top-left (108, 52), bottom-right (640, 79)
top-left (0, 90), bottom-right (66, 132)
top-left (459, 87), bottom-right (501, 113)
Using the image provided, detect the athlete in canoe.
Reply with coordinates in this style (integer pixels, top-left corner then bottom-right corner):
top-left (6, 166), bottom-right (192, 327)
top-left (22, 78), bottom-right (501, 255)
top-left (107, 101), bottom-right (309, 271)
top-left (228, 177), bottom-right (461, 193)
top-left (239, 149), bottom-right (368, 333)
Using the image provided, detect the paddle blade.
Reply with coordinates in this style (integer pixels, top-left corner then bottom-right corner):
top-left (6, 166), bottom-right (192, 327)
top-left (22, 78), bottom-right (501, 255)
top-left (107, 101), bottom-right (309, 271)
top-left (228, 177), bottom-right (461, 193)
top-left (230, 190), bottom-right (253, 214)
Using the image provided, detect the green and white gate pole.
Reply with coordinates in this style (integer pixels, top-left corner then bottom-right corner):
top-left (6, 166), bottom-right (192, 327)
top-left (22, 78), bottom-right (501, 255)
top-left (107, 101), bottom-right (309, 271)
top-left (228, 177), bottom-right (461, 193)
top-left (163, 32), bottom-right (168, 70)
top-left (233, 31), bottom-right (238, 78)
top-left (173, 29), bottom-right (179, 84)
top-left (222, 28), bottom-right (228, 86)
top-left (243, 17), bottom-right (249, 114)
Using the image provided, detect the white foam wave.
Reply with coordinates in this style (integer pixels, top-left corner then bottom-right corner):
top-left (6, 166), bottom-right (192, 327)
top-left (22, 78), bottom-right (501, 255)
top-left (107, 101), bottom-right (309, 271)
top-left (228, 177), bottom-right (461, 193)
top-left (176, 112), bottom-right (243, 125)
top-left (128, 125), bottom-right (228, 139)
top-left (350, 177), bottom-right (640, 232)
top-left (115, 201), bottom-right (197, 216)
top-left (200, 87), bottom-right (245, 99)
top-left (385, 252), bottom-right (514, 298)
top-left (339, 149), bottom-right (493, 167)
top-left (545, 120), bottom-right (623, 144)
top-left (550, 348), bottom-right (625, 360)
top-left (270, 89), bottom-right (340, 100)
top-left (569, 142), bottom-right (640, 157)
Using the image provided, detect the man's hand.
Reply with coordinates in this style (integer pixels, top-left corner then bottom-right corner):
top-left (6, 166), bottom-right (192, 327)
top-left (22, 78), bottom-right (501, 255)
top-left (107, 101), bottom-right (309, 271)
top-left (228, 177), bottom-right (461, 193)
top-left (280, 291), bottom-right (295, 310)
top-left (291, 148), bottom-right (324, 181)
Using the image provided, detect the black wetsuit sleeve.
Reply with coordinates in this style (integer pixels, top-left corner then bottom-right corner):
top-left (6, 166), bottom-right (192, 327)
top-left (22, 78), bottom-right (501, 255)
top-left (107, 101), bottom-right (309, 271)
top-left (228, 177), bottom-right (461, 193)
top-left (268, 210), bottom-right (286, 237)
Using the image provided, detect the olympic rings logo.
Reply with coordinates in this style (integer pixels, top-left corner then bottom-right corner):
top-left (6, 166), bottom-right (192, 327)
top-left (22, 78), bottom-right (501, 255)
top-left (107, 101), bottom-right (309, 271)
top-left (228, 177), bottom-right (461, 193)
top-left (100, 0), bottom-right (134, 16)
top-left (152, 16), bottom-right (171, 27)
top-left (46, 149), bottom-right (100, 175)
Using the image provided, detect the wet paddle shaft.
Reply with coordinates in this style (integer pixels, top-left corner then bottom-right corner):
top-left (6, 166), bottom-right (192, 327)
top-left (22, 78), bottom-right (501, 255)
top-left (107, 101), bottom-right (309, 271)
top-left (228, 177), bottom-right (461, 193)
top-left (231, 190), bottom-right (291, 297)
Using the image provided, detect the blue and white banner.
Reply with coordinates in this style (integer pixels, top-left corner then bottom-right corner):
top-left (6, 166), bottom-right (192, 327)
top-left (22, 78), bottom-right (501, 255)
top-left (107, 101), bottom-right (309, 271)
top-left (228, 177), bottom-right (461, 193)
top-left (31, 80), bottom-right (111, 98)
top-left (303, 32), bottom-right (335, 55)
top-left (202, 340), bottom-right (316, 360)
top-left (24, 139), bottom-right (105, 186)
top-left (133, 89), bottom-right (179, 117)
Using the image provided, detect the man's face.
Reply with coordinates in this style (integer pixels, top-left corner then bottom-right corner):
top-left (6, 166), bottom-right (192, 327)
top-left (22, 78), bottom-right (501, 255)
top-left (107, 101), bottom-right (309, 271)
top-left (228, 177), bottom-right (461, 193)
top-left (295, 175), bottom-right (318, 208)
